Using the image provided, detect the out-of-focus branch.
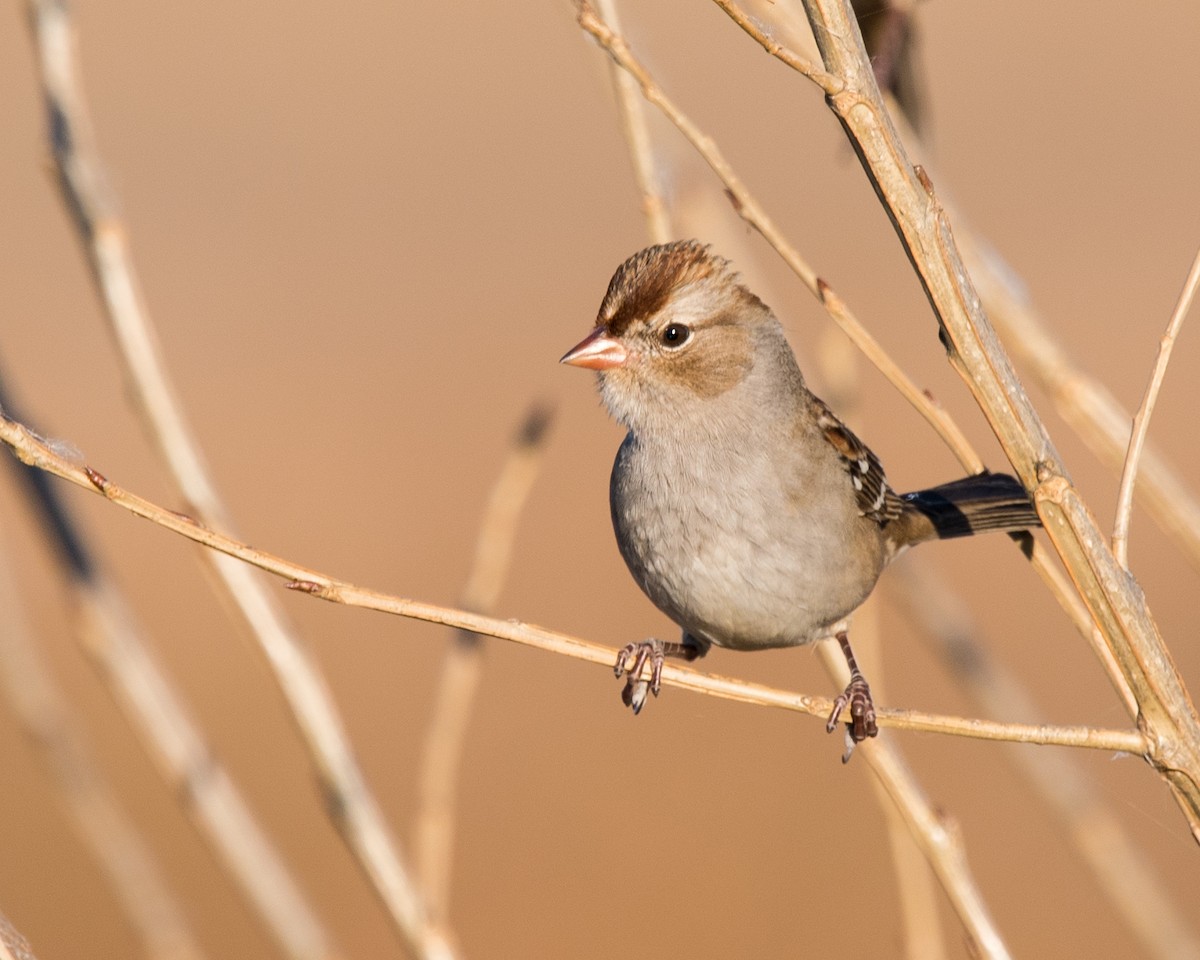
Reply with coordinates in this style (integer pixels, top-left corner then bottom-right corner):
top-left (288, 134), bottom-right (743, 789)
top-left (850, 0), bottom-right (926, 135)
top-left (1113, 245), bottom-right (1200, 567)
top-left (818, 640), bottom-right (1011, 960)
top-left (25, 2), bottom-right (450, 953)
top-left (416, 404), bottom-right (553, 926)
top-left (571, 0), bottom-right (1137, 717)
top-left (714, 0), bottom-right (1200, 578)
top-left (594, 0), bottom-right (671, 243)
top-left (0, 914), bottom-right (36, 960)
top-left (960, 224), bottom-right (1200, 632)
top-left (0, 412), bottom-right (1148, 756)
top-left (586, 13), bottom-right (946, 944)
top-left (0, 537), bottom-right (206, 960)
top-left (575, 0), bottom-right (979, 476)
top-left (893, 562), bottom-right (1200, 960)
top-left (793, 0), bottom-right (1200, 839)
top-left (964, 237), bottom-right (1200, 574)
top-left (0, 373), bottom-right (332, 960)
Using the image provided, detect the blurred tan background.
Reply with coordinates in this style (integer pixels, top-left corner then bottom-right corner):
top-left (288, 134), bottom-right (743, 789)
top-left (1, 2), bottom-right (1199, 957)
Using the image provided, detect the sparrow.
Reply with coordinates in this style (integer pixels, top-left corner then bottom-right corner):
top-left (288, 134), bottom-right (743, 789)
top-left (560, 241), bottom-right (1040, 751)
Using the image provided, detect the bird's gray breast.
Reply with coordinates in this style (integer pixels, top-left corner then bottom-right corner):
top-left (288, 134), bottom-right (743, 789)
top-left (609, 429), bottom-right (881, 650)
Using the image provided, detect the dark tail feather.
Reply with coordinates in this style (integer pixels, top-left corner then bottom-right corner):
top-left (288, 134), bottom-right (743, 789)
top-left (898, 472), bottom-right (1040, 542)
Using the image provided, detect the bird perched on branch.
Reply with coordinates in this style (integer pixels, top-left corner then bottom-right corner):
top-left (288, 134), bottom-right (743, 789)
top-left (561, 241), bottom-right (1039, 755)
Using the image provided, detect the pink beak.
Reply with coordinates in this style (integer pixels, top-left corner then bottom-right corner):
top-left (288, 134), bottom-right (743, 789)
top-left (559, 326), bottom-right (628, 371)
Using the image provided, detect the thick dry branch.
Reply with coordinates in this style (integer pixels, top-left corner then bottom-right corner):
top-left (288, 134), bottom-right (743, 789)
top-left (894, 563), bottom-right (1200, 960)
top-left (794, 0), bottom-right (1200, 839)
top-left (0, 412), bottom-right (1147, 757)
top-left (712, 0), bottom-right (1200, 576)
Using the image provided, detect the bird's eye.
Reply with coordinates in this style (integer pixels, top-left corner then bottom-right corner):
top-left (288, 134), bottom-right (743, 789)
top-left (661, 323), bottom-right (691, 348)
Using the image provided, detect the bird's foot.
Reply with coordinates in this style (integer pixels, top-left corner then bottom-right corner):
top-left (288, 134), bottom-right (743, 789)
top-left (613, 637), bottom-right (701, 714)
top-left (614, 639), bottom-right (667, 714)
top-left (826, 674), bottom-right (878, 744)
top-left (825, 630), bottom-right (878, 762)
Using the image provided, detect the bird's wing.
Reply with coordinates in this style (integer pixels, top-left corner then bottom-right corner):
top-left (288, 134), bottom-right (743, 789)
top-left (813, 398), bottom-right (903, 526)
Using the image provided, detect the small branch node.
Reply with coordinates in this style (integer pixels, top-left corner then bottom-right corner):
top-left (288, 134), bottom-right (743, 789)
top-left (84, 465), bottom-right (109, 492)
top-left (284, 579), bottom-right (326, 596)
top-left (914, 163), bottom-right (935, 196)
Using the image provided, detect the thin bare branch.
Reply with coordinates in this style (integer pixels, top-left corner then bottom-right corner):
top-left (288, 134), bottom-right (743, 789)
top-left (963, 235), bottom-right (1200, 574)
top-left (0, 374), bottom-right (334, 960)
top-left (0, 411), bottom-right (1148, 757)
top-left (709, 0), bottom-right (840, 94)
top-left (575, 0), bottom-right (980, 474)
top-left (718, 0), bottom-right (1200, 578)
top-left (576, 0), bottom-right (1142, 722)
top-left (817, 640), bottom-right (1012, 960)
top-left (1113, 244), bottom-right (1200, 567)
top-left (417, 404), bottom-right (553, 926)
top-left (0, 914), bottom-right (36, 960)
top-left (78, 580), bottom-right (342, 960)
top-left (26, 2), bottom-right (450, 952)
top-left (850, 601), bottom-right (950, 960)
top-left (894, 562), bottom-right (1200, 960)
top-left (793, 0), bottom-right (1200, 839)
top-left (594, 0), bottom-right (672, 242)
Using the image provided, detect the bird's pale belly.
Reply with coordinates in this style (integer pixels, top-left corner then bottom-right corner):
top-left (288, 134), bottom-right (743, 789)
top-left (623, 528), bottom-right (866, 649)
top-left (612, 466), bottom-right (885, 650)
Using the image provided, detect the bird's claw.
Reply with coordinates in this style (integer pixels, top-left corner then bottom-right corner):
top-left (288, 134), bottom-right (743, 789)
top-left (614, 639), bottom-right (666, 715)
top-left (826, 673), bottom-right (878, 761)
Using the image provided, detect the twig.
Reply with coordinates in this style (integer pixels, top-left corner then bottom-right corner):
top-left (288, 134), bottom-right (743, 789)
top-left (577, 0), bottom-right (1139, 731)
top-left (26, 2), bottom-right (450, 952)
top-left (416, 404), bottom-right (553, 926)
top-left (850, 601), bottom-right (949, 960)
top-left (594, 0), bottom-right (672, 243)
top-left (576, 0), bottom-right (980, 474)
top-left (792, 0), bottom-right (1200, 839)
top-left (0, 411), bottom-right (1148, 756)
top-left (710, 0), bottom-right (841, 94)
top-left (0, 540), bottom-right (206, 960)
top-left (818, 638), bottom-right (1013, 960)
top-left (1113, 244), bottom-right (1200, 567)
top-left (0, 914), bottom-right (36, 960)
top-left (713, 0), bottom-right (1200, 577)
top-left (893, 562), bottom-right (1200, 960)
top-left (701, 0), bottom-right (1145, 713)
top-left (963, 235), bottom-right (1200, 574)
top-left (587, 23), bottom-right (949, 944)
top-left (0, 373), bottom-right (335, 960)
